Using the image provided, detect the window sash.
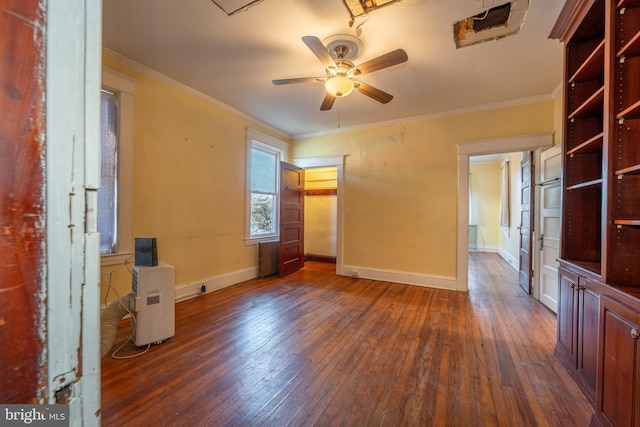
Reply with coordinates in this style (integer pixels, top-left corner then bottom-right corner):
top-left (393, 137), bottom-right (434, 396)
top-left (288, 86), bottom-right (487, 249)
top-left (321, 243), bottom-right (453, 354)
top-left (98, 89), bottom-right (119, 254)
top-left (245, 130), bottom-right (287, 243)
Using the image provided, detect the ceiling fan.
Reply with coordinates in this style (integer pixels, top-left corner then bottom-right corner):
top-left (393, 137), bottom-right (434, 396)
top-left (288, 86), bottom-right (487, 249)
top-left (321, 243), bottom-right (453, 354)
top-left (272, 35), bottom-right (408, 111)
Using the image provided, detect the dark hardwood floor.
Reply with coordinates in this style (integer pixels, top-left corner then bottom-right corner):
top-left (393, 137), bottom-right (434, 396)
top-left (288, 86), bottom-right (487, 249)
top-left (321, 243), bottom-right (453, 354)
top-left (101, 253), bottom-right (593, 426)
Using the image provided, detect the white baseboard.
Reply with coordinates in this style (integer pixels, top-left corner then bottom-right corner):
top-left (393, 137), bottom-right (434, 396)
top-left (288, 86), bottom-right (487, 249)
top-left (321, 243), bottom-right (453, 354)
top-left (175, 267), bottom-right (257, 303)
top-left (498, 248), bottom-right (519, 272)
top-left (341, 264), bottom-right (458, 291)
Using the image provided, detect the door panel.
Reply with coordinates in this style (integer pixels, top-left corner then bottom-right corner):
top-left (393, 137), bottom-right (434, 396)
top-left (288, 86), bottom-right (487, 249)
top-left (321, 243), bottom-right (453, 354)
top-left (577, 279), bottom-right (599, 388)
top-left (600, 298), bottom-right (639, 427)
top-left (0, 0), bottom-right (46, 403)
top-left (279, 162), bottom-right (305, 277)
top-left (539, 146), bottom-right (562, 312)
top-left (557, 267), bottom-right (578, 364)
top-left (519, 152), bottom-right (534, 295)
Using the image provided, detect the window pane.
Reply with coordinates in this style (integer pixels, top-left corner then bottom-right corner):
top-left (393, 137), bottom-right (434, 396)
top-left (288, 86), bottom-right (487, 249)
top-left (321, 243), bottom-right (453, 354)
top-left (251, 193), bottom-right (276, 235)
top-left (98, 90), bottom-right (118, 254)
top-left (251, 147), bottom-right (276, 193)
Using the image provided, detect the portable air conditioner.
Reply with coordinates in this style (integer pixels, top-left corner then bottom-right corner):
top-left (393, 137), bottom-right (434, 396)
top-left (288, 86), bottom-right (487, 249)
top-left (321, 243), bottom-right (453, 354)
top-left (132, 262), bottom-right (175, 346)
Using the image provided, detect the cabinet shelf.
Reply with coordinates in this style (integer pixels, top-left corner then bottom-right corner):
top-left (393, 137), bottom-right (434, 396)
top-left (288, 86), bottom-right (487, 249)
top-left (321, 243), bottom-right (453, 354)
top-left (569, 86), bottom-right (605, 119)
top-left (570, 40), bottom-right (605, 82)
top-left (614, 219), bottom-right (640, 226)
top-left (618, 0), bottom-right (640, 9)
top-left (617, 100), bottom-right (640, 120)
top-left (618, 30), bottom-right (640, 58)
top-left (567, 132), bottom-right (604, 155)
top-left (567, 179), bottom-right (603, 190)
top-left (615, 163), bottom-right (640, 175)
top-left (565, 260), bottom-right (602, 276)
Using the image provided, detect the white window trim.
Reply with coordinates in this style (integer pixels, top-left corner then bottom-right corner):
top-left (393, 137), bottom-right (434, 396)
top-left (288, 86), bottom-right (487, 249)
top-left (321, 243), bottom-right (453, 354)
top-left (101, 68), bottom-right (136, 266)
top-left (245, 128), bottom-right (288, 245)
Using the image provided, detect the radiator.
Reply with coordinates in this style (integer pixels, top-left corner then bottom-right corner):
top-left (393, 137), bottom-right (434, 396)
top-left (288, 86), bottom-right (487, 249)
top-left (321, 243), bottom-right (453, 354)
top-left (258, 240), bottom-right (279, 277)
top-left (469, 224), bottom-right (478, 252)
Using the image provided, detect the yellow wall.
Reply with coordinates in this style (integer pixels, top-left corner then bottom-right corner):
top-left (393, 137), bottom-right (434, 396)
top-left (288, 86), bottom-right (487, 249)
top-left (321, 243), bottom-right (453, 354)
top-left (554, 89), bottom-right (564, 146)
top-left (100, 53), bottom-right (558, 298)
top-left (100, 56), bottom-right (289, 303)
top-left (469, 162), bottom-right (501, 249)
top-left (304, 167), bottom-right (338, 257)
top-left (293, 102), bottom-right (555, 278)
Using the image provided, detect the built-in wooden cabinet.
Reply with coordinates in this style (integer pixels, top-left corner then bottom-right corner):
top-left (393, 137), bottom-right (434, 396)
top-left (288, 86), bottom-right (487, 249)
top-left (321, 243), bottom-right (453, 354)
top-left (557, 267), bottom-right (600, 404)
top-left (552, 0), bottom-right (640, 425)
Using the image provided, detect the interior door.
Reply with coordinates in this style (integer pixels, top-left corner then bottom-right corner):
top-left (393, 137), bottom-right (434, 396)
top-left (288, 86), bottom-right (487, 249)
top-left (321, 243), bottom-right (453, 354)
top-left (519, 151), bottom-right (534, 295)
top-left (538, 145), bottom-right (562, 313)
top-left (279, 162), bottom-right (305, 277)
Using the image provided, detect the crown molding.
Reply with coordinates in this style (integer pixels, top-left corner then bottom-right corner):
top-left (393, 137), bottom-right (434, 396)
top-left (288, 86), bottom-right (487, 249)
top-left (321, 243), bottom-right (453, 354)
top-left (102, 48), bottom-right (291, 141)
top-left (293, 93), bottom-right (556, 140)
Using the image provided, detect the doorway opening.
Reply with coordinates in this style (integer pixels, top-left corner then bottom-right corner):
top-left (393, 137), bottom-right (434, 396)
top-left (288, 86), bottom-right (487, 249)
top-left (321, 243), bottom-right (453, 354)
top-left (294, 156), bottom-right (345, 276)
top-left (303, 166), bottom-right (338, 264)
top-left (468, 152), bottom-right (522, 270)
top-left (457, 133), bottom-right (558, 312)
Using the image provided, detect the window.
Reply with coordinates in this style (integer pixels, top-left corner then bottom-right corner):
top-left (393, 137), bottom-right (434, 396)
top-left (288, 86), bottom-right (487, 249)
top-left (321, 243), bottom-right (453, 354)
top-left (99, 89), bottom-right (119, 254)
top-left (246, 129), bottom-right (287, 243)
top-left (101, 68), bottom-right (135, 265)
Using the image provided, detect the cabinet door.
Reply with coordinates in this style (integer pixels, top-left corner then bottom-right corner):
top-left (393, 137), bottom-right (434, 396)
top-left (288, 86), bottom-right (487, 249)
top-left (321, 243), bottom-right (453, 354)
top-left (557, 267), bottom-right (579, 364)
top-left (598, 296), bottom-right (640, 427)
top-left (577, 277), bottom-right (600, 400)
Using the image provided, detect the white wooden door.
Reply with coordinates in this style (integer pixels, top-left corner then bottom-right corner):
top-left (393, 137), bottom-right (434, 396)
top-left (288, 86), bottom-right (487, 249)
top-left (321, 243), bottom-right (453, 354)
top-left (538, 145), bottom-right (562, 313)
top-left (47, 0), bottom-right (102, 424)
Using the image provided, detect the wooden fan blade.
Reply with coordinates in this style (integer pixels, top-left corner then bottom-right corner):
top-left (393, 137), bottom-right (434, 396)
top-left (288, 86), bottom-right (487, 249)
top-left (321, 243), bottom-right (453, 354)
top-left (320, 93), bottom-right (336, 111)
top-left (354, 82), bottom-right (393, 104)
top-left (352, 49), bottom-right (408, 76)
top-left (302, 36), bottom-right (336, 69)
top-left (272, 77), bottom-right (324, 85)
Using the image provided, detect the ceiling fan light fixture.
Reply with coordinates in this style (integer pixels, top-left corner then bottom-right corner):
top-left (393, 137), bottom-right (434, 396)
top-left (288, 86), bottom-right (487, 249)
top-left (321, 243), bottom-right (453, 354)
top-left (325, 75), bottom-right (355, 97)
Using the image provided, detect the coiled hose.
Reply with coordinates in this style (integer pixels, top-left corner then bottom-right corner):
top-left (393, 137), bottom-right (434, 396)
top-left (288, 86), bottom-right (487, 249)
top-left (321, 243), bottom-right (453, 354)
top-left (101, 293), bottom-right (135, 358)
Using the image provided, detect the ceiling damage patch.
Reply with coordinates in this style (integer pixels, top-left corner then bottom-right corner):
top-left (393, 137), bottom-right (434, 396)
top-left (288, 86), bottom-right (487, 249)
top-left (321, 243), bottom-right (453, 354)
top-left (342, 0), bottom-right (402, 19)
top-left (453, 0), bottom-right (530, 48)
top-left (210, 0), bottom-right (265, 16)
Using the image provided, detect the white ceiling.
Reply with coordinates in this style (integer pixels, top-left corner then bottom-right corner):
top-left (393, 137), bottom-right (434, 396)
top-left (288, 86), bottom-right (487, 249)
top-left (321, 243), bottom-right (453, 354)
top-left (102, 0), bottom-right (565, 138)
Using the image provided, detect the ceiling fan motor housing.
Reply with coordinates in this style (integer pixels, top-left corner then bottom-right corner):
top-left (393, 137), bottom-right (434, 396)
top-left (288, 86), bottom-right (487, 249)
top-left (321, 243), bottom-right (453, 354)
top-left (323, 34), bottom-right (363, 60)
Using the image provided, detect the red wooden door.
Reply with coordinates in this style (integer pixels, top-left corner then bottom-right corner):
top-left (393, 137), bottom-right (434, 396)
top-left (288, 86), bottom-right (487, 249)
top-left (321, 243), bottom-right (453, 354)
top-left (0, 0), bottom-right (47, 403)
top-left (279, 162), bottom-right (304, 277)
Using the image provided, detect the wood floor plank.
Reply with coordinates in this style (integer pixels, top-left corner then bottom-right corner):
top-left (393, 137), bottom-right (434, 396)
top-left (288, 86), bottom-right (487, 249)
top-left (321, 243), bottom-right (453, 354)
top-left (101, 254), bottom-right (593, 426)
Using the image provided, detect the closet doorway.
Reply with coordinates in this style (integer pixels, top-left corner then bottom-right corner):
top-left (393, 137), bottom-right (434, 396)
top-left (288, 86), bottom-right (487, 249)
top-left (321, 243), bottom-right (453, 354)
top-left (294, 156), bottom-right (345, 275)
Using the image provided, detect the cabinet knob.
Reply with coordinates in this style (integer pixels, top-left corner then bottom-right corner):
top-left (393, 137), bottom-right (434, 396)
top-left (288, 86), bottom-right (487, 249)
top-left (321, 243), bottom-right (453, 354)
top-left (631, 329), bottom-right (640, 340)
top-left (570, 282), bottom-right (576, 289)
